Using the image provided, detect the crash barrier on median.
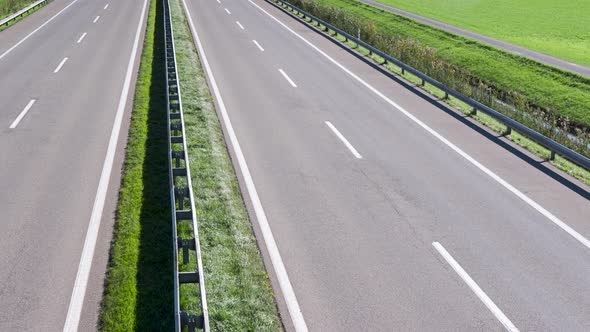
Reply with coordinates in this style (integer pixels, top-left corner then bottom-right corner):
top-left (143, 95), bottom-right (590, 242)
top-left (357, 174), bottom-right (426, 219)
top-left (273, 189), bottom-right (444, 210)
top-left (268, 0), bottom-right (590, 172)
top-left (0, 0), bottom-right (50, 27)
top-left (164, 0), bottom-right (209, 330)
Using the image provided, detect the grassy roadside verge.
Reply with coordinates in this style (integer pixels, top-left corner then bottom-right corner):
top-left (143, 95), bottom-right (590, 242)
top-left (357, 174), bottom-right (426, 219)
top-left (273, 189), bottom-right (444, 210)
top-left (0, 0), bottom-right (49, 31)
top-left (275, 0), bottom-right (590, 186)
top-left (282, 0), bottom-right (590, 153)
top-left (169, 0), bottom-right (283, 329)
top-left (99, 0), bottom-right (174, 330)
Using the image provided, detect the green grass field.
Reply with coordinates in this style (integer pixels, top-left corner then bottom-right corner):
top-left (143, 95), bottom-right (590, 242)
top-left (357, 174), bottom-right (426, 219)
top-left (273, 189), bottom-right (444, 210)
top-left (371, 0), bottom-right (590, 67)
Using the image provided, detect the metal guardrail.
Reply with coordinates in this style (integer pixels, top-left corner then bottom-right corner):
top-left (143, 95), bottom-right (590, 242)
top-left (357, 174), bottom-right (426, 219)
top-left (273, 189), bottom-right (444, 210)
top-left (164, 0), bottom-right (209, 330)
top-left (269, 0), bottom-right (590, 171)
top-left (0, 0), bottom-right (49, 27)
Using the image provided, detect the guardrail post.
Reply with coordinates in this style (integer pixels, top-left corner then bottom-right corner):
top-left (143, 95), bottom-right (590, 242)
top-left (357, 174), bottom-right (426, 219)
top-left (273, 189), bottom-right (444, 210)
top-left (177, 236), bottom-right (196, 264)
top-left (180, 312), bottom-right (204, 332)
top-left (503, 126), bottom-right (512, 136)
top-left (175, 186), bottom-right (189, 210)
top-left (470, 107), bottom-right (477, 116)
top-left (550, 151), bottom-right (556, 161)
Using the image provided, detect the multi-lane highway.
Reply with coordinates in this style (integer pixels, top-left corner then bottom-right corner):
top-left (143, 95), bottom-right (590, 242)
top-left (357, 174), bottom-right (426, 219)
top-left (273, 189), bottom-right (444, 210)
top-left (0, 0), bottom-right (147, 330)
top-left (357, 0), bottom-right (590, 78)
top-left (182, 0), bottom-right (590, 330)
top-left (2, 0), bottom-right (590, 330)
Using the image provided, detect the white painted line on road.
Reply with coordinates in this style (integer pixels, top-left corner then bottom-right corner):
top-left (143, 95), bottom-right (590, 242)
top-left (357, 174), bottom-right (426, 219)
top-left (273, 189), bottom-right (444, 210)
top-left (9, 99), bottom-right (36, 129)
top-left (104, 3), bottom-right (109, 9)
top-left (181, 0), bottom-right (309, 330)
top-left (62, 0), bottom-right (149, 330)
top-left (325, 121), bottom-right (362, 159)
top-left (77, 32), bottom-right (87, 44)
top-left (0, 0), bottom-right (82, 61)
top-left (216, 0), bottom-right (220, 3)
top-left (279, 68), bottom-right (297, 88)
top-left (93, 15), bottom-right (100, 23)
top-left (248, 0), bottom-right (590, 251)
top-left (53, 57), bottom-right (68, 73)
top-left (253, 39), bottom-right (264, 51)
top-left (236, 21), bottom-right (244, 30)
top-left (433, 242), bottom-right (519, 331)
top-left (224, 7), bottom-right (231, 14)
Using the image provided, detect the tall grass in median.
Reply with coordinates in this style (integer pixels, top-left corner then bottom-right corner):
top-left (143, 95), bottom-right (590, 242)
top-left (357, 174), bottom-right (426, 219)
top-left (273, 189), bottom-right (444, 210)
top-left (169, 0), bottom-right (283, 330)
top-left (282, 0), bottom-right (590, 159)
top-left (99, 0), bottom-right (175, 330)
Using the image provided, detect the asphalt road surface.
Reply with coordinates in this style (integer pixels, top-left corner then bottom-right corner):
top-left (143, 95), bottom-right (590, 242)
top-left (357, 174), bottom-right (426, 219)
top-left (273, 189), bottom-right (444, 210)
top-left (0, 0), bottom-right (146, 330)
top-left (183, 0), bottom-right (590, 330)
top-left (357, 0), bottom-right (590, 78)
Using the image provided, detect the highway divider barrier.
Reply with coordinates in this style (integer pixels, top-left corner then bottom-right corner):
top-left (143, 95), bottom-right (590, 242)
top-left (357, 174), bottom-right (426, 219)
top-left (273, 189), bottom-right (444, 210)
top-left (164, 0), bottom-right (209, 330)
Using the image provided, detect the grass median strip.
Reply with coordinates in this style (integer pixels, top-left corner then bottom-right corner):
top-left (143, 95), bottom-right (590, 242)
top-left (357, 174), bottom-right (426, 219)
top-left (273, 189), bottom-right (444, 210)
top-left (99, 0), bottom-right (282, 329)
top-left (169, 0), bottom-right (283, 329)
top-left (99, 0), bottom-right (174, 330)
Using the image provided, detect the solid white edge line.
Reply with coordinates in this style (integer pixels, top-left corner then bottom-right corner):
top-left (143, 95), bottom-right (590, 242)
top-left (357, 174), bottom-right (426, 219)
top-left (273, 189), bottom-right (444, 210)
top-left (0, 0), bottom-right (82, 61)
top-left (248, 0), bottom-right (590, 251)
top-left (180, 0), bottom-right (309, 330)
top-left (76, 32), bottom-right (87, 44)
top-left (224, 7), bottom-right (230, 14)
top-left (93, 15), bottom-right (100, 23)
top-left (278, 68), bottom-right (297, 87)
top-left (53, 57), bottom-right (68, 73)
top-left (62, 0), bottom-right (149, 330)
top-left (9, 99), bottom-right (36, 129)
top-left (253, 39), bottom-right (264, 51)
top-left (433, 242), bottom-right (519, 332)
top-left (236, 20), bottom-right (244, 29)
top-left (104, 3), bottom-right (109, 9)
top-left (325, 121), bottom-right (362, 159)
